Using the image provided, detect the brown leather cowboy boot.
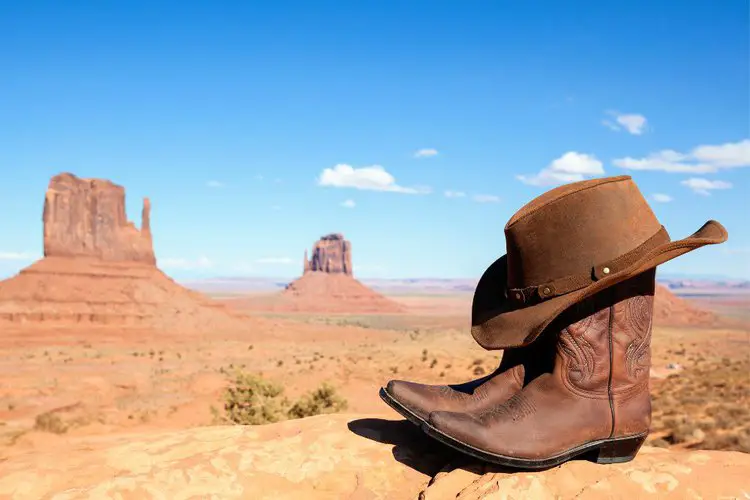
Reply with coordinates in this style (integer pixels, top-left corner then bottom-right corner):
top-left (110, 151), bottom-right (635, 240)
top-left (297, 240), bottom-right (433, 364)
top-left (380, 255), bottom-right (558, 426)
top-left (380, 332), bottom-right (556, 426)
top-left (424, 270), bottom-right (657, 469)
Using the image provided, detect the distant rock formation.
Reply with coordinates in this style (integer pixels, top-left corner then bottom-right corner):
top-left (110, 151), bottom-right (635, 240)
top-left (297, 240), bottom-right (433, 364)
top-left (43, 172), bottom-right (156, 265)
top-left (256, 233), bottom-right (406, 313)
top-left (0, 173), bottom-right (249, 331)
top-left (303, 233), bottom-right (352, 276)
top-left (654, 284), bottom-right (718, 327)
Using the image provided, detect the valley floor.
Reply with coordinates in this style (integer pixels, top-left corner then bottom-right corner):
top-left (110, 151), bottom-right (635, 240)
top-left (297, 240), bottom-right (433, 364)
top-left (0, 294), bottom-right (748, 460)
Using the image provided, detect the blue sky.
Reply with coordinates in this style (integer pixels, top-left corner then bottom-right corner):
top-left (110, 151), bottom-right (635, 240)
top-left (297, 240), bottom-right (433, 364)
top-left (1, 1), bottom-right (748, 280)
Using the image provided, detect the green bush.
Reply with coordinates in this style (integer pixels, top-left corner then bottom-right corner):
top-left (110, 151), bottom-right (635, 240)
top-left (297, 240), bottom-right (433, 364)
top-left (288, 383), bottom-right (348, 419)
top-left (215, 369), bottom-right (348, 425)
top-left (218, 371), bottom-right (290, 425)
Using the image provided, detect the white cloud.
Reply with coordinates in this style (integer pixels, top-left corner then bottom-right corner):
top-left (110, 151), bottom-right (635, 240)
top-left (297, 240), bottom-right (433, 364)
top-left (444, 190), bottom-right (466, 198)
top-left (472, 194), bottom-right (501, 203)
top-left (160, 256), bottom-right (213, 270)
top-left (692, 140), bottom-right (750, 167)
top-left (602, 111), bottom-right (648, 135)
top-left (414, 148), bottom-right (439, 158)
top-left (206, 180), bottom-right (224, 188)
top-left (680, 178), bottom-right (733, 196)
top-left (614, 139), bottom-right (750, 173)
top-left (341, 199), bottom-right (356, 208)
top-left (255, 257), bottom-right (293, 265)
top-left (517, 151), bottom-right (605, 186)
top-left (618, 114), bottom-right (647, 135)
top-left (651, 193), bottom-right (674, 203)
top-left (318, 164), bottom-right (428, 194)
top-left (0, 252), bottom-right (36, 261)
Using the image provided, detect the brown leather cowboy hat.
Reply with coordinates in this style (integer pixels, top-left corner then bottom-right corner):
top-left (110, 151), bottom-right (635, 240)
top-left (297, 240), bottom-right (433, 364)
top-left (471, 175), bottom-right (728, 350)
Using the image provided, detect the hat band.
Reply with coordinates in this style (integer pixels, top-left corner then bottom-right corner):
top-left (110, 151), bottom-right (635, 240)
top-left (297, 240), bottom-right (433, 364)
top-left (507, 226), bottom-right (670, 308)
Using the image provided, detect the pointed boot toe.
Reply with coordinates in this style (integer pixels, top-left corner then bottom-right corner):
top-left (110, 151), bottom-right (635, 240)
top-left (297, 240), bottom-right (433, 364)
top-left (381, 379), bottom-right (434, 422)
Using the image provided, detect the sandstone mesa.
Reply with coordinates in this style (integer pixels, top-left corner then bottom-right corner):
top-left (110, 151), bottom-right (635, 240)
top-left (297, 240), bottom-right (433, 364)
top-left (0, 173), bottom-right (247, 331)
top-left (44, 172), bottom-right (156, 265)
top-left (275, 233), bottom-right (405, 313)
top-left (303, 233), bottom-right (353, 276)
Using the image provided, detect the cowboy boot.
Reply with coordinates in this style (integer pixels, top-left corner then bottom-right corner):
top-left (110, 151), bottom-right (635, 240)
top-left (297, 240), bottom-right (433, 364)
top-left (424, 270), bottom-right (656, 469)
top-left (380, 331), bottom-right (557, 426)
top-left (380, 254), bottom-right (558, 426)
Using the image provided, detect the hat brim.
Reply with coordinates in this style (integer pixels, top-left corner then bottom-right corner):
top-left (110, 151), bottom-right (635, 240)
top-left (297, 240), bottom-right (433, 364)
top-left (471, 220), bottom-right (728, 350)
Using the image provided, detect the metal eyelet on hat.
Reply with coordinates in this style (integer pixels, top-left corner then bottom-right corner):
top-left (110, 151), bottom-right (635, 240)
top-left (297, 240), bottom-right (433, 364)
top-left (537, 283), bottom-right (554, 299)
top-left (511, 289), bottom-right (525, 304)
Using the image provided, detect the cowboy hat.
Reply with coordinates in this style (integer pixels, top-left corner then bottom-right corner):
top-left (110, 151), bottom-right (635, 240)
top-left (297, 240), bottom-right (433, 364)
top-left (471, 175), bottom-right (727, 350)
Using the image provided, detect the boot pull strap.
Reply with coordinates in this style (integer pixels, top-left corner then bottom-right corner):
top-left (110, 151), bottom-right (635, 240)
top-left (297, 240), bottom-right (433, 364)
top-left (507, 226), bottom-right (670, 307)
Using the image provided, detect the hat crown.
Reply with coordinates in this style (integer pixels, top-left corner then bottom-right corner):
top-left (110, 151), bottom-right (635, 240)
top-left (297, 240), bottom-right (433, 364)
top-left (504, 176), bottom-right (663, 289)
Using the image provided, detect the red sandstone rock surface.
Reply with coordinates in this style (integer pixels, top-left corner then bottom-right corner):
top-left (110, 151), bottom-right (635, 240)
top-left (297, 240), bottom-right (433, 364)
top-left (654, 284), bottom-right (719, 327)
top-left (259, 233), bottom-right (405, 313)
top-left (304, 233), bottom-right (353, 276)
top-left (1, 414), bottom-right (748, 499)
top-left (0, 173), bottom-right (248, 331)
top-left (44, 173), bottom-right (156, 265)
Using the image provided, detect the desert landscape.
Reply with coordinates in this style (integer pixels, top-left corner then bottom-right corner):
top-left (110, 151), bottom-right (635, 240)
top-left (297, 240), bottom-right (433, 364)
top-left (0, 173), bottom-right (748, 498)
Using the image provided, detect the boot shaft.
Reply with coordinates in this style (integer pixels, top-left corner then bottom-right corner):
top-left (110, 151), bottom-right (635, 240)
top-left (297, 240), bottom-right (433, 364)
top-left (553, 269), bottom-right (655, 434)
top-left (554, 270), bottom-right (655, 393)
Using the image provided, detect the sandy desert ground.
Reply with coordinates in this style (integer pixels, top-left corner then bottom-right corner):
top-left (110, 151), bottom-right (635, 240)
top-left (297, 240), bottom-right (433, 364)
top-left (1, 290), bottom-right (748, 463)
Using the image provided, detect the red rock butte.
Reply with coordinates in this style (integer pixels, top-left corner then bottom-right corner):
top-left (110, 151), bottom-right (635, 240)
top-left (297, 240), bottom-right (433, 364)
top-left (43, 173), bottom-right (156, 264)
top-left (0, 173), bottom-right (248, 331)
top-left (654, 284), bottom-right (718, 327)
top-left (303, 233), bottom-right (353, 276)
top-left (278, 234), bottom-right (405, 313)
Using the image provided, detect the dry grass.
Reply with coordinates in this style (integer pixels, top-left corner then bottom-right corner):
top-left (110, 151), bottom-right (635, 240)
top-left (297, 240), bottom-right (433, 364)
top-left (649, 356), bottom-right (750, 453)
top-left (213, 368), bottom-right (348, 425)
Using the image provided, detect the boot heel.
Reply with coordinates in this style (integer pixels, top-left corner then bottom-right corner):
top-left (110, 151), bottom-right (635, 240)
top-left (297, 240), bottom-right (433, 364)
top-left (595, 434), bottom-right (647, 464)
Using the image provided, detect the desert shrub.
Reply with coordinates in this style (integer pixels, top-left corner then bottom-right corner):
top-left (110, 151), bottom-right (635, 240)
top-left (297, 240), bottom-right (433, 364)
top-left (665, 422), bottom-right (700, 444)
top-left (216, 369), bottom-right (347, 425)
top-left (288, 383), bottom-right (348, 419)
top-left (699, 429), bottom-right (750, 453)
top-left (219, 371), bottom-right (290, 425)
top-left (651, 356), bottom-right (749, 452)
top-left (34, 412), bottom-right (67, 434)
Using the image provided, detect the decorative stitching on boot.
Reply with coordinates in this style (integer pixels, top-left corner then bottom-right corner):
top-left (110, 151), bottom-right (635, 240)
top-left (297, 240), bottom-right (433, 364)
top-left (624, 295), bottom-right (653, 379)
top-left (557, 304), bottom-right (610, 399)
top-left (478, 392), bottom-right (537, 422)
top-left (558, 325), bottom-right (595, 385)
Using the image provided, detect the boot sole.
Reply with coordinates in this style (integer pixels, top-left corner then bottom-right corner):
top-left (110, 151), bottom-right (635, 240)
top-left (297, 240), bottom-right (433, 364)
top-left (378, 387), bottom-right (428, 427)
top-left (421, 420), bottom-right (647, 470)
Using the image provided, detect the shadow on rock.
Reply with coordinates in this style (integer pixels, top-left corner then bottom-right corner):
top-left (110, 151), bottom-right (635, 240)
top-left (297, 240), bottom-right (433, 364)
top-left (348, 417), bottom-right (463, 476)
top-left (347, 418), bottom-right (580, 479)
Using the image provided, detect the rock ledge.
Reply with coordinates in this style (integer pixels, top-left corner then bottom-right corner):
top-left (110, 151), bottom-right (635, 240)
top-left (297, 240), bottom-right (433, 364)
top-left (1, 413), bottom-right (748, 499)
